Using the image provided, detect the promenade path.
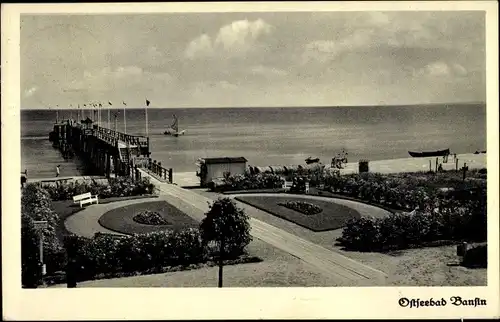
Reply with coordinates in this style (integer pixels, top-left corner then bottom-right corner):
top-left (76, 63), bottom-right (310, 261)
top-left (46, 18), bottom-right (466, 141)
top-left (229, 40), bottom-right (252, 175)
top-left (64, 170), bottom-right (389, 284)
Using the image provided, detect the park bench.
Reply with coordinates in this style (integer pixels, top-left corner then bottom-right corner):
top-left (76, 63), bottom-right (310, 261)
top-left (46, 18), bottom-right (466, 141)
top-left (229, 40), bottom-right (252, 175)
top-left (73, 192), bottom-right (99, 208)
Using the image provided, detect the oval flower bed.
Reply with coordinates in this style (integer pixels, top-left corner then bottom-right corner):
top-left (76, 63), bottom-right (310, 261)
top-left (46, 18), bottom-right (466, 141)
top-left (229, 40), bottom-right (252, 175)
top-left (133, 210), bottom-right (169, 225)
top-left (278, 200), bottom-right (322, 216)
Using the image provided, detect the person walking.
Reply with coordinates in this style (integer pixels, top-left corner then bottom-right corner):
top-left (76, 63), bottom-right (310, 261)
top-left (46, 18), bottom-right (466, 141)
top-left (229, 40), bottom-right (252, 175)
top-left (56, 165), bottom-right (60, 177)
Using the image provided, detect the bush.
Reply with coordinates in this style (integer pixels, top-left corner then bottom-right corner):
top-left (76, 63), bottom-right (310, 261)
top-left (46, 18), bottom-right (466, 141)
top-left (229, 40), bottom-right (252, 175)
top-left (200, 197), bottom-right (252, 258)
top-left (323, 171), bottom-right (486, 212)
top-left (43, 177), bottom-right (155, 201)
top-left (133, 210), bottom-right (169, 225)
top-left (64, 229), bottom-right (205, 281)
top-left (278, 200), bottom-right (322, 215)
top-left (217, 173), bottom-right (284, 192)
top-left (21, 184), bottom-right (65, 284)
top-left (338, 196), bottom-right (487, 251)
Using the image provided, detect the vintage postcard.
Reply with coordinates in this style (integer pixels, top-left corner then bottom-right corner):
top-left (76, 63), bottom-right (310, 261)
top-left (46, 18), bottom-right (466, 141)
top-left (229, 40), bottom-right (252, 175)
top-left (2, 1), bottom-right (499, 320)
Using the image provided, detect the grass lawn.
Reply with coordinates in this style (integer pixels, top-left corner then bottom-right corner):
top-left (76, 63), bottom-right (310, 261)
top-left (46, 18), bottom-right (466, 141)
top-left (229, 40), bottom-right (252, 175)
top-left (51, 195), bottom-right (159, 242)
top-left (98, 200), bottom-right (198, 235)
top-left (236, 195), bottom-right (361, 232)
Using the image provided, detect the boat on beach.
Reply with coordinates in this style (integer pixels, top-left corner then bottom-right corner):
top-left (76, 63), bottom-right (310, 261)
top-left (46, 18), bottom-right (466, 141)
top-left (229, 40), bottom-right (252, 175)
top-left (305, 156), bottom-right (320, 164)
top-left (164, 114), bottom-right (186, 137)
top-left (408, 148), bottom-right (450, 158)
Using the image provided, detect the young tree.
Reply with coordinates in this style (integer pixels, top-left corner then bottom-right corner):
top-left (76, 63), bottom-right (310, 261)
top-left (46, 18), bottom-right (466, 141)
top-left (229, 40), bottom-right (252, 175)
top-left (200, 197), bottom-right (252, 287)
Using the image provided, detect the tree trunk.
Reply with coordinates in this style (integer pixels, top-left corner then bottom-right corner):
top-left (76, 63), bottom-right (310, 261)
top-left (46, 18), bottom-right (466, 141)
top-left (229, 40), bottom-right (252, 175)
top-left (218, 238), bottom-right (224, 288)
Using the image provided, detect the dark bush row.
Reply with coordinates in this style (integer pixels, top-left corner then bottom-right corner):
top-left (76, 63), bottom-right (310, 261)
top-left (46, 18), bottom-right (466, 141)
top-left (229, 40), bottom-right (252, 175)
top-left (215, 173), bottom-right (284, 192)
top-left (42, 176), bottom-right (155, 201)
top-left (323, 171), bottom-right (486, 211)
top-left (337, 193), bottom-right (486, 251)
top-left (65, 229), bottom-right (207, 280)
top-left (278, 200), bottom-right (322, 216)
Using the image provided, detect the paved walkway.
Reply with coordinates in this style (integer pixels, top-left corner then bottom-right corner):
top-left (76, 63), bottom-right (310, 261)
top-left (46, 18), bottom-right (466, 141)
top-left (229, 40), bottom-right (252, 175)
top-left (65, 169), bottom-right (389, 285)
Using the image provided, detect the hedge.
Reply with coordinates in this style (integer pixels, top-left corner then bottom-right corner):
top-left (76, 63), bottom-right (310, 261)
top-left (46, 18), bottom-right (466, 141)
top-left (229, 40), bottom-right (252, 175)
top-left (337, 190), bottom-right (486, 251)
top-left (323, 171), bottom-right (486, 211)
top-left (43, 176), bottom-right (155, 201)
top-left (65, 229), bottom-right (206, 281)
top-left (22, 184), bottom-right (66, 287)
top-left (214, 173), bottom-right (284, 192)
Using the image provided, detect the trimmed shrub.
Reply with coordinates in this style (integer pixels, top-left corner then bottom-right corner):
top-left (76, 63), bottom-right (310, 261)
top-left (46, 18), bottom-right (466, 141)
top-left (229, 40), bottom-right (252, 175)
top-left (337, 196), bottom-right (487, 251)
top-left (133, 210), bottom-right (169, 225)
top-left (200, 197), bottom-right (252, 258)
top-left (64, 229), bottom-right (205, 281)
top-left (217, 173), bottom-right (284, 192)
top-left (323, 171), bottom-right (485, 212)
top-left (278, 200), bottom-right (322, 215)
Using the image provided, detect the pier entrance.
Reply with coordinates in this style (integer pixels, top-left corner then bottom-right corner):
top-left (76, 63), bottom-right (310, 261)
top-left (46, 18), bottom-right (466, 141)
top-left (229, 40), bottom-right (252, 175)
top-left (48, 119), bottom-right (171, 181)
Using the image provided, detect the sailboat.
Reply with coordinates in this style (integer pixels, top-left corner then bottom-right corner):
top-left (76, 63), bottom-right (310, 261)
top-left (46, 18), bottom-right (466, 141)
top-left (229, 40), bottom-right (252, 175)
top-left (164, 114), bottom-right (186, 137)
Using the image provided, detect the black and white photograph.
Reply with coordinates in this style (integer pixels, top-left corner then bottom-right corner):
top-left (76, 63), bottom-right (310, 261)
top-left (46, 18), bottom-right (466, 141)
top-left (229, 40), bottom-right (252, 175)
top-left (2, 1), bottom-right (499, 320)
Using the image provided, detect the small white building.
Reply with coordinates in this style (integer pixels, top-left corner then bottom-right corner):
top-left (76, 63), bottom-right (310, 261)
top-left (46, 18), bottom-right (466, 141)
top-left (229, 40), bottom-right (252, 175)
top-left (196, 157), bottom-right (247, 187)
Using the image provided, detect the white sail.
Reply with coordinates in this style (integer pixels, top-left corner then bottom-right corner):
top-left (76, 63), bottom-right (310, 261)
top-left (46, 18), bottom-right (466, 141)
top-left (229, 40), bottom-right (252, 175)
top-left (164, 114), bottom-right (186, 136)
top-left (171, 114), bottom-right (179, 132)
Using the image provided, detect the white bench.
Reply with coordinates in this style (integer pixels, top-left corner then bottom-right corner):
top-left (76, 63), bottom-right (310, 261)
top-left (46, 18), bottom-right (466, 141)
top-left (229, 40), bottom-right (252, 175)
top-left (282, 181), bottom-right (293, 191)
top-left (73, 192), bottom-right (99, 208)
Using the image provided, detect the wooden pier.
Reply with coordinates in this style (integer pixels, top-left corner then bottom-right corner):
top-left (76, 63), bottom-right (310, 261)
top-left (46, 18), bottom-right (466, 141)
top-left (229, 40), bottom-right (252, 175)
top-left (48, 119), bottom-right (172, 182)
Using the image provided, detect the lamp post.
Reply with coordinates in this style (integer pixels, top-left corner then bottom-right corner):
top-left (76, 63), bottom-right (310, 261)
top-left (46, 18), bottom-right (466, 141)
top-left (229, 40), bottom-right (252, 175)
top-left (33, 220), bottom-right (48, 281)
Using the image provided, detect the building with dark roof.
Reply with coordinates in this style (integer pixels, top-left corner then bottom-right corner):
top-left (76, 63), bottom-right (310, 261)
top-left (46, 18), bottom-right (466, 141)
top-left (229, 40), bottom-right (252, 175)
top-left (196, 157), bottom-right (247, 187)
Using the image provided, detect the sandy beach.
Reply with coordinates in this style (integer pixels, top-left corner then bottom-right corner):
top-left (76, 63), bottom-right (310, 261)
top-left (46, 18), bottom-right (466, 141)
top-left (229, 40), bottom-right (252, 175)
top-left (172, 153), bottom-right (486, 187)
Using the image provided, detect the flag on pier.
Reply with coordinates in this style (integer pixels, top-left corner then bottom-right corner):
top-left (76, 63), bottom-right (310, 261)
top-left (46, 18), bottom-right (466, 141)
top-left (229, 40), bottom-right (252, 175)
top-left (145, 99), bottom-right (150, 137)
top-left (123, 101), bottom-right (127, 134)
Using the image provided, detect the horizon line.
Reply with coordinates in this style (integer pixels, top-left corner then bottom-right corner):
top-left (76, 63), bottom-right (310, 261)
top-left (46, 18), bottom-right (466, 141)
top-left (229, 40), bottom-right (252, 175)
top-left (20, 101), bottom-right (486, 111)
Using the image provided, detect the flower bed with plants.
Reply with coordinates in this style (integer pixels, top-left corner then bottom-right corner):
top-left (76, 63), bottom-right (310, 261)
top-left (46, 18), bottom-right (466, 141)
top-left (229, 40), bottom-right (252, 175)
top-left (236, 196), bottom-right (361, 232)
top-left (278, 200), bottom-right (322, 216)
top-left (98, 201), bottom-right (198, 235)
top-left (42, 176), bottom-right (155, 201)
top-left (133, 210), bottom-right (169, 225)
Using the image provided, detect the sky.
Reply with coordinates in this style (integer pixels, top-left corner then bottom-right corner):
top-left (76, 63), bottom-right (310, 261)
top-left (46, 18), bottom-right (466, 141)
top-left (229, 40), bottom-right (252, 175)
top-left (20, 11), bottom-right (486, 109)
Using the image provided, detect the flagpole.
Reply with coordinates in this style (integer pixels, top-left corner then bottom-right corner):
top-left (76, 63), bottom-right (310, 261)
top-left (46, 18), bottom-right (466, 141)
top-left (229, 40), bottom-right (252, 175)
top-left (123, 102), bottom-right (127, 134)
top-left (108, 102), bottom-right (111, 129)
top-left (145, 99), bottom-right (149, 137)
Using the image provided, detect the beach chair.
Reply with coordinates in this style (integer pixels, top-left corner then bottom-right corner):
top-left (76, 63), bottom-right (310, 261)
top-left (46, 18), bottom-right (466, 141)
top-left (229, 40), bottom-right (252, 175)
top-left (73, 192), bottom-right (99, 208)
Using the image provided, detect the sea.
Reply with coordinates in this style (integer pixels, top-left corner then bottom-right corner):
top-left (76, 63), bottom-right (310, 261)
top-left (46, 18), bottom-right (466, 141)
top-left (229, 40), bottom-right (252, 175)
top-left (21, 104), bottom-right (486, 179)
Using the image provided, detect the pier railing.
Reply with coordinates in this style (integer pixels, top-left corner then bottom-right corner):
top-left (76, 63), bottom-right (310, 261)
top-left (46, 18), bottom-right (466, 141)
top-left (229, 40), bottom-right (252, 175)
top-left (93, 126), bottom-right (149, 147)
top-left (149, 159), bottom-right (173, 183)
top-left (128, 159), bottom-right (173, 184)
